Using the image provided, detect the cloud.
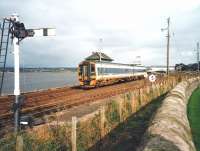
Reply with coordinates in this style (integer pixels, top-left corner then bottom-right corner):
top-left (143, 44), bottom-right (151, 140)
top-left (1, 0), bottom-right (200, 67)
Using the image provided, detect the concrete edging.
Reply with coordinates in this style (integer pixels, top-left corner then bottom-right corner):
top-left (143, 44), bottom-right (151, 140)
top-left (137, 77), bottom-right (200, 151)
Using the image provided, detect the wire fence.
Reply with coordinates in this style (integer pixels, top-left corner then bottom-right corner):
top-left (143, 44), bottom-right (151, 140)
top-left (0, 74), bottom-right (197, 151)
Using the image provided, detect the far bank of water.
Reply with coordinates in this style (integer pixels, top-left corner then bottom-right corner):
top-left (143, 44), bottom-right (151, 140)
top-left (2, 71), bottom-right (78, 95)
top-left (187, 87), bottom-right (200, 151)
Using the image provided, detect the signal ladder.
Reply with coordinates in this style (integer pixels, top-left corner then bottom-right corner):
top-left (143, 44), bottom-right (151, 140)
top-left (0, 19), bottom-right (11, 95)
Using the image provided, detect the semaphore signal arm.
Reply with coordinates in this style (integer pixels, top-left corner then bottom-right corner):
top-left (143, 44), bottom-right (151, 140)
top-left (4, 17), bottom-right (56, 43)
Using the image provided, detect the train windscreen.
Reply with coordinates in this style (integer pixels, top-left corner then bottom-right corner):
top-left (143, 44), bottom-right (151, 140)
top-left (78, 65), bottom-right (83, 76)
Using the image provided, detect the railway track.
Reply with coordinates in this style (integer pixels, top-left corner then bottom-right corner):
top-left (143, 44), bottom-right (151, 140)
top-left (0, 77), bottom-right (166, 135)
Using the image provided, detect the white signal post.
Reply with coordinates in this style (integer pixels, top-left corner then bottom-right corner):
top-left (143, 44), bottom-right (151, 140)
top-left (13, 33), bottom-right (20, 95)
top-left (12, 14), bottom-right (20, 96)
top-left (11, 14), bottom-right (21, 133)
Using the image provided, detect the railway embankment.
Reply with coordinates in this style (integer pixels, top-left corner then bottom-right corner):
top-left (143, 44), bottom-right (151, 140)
top-left (0, 75), bottom-right (197, 151)
top-left (137, 77), bottom-right (200, 151)
top-left (0, 76), bottom-right (180, 151)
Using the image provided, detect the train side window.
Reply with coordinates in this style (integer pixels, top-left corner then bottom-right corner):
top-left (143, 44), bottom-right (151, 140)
top-left (103, 68), bottom-right (106, 75)
top-left (105, 68), bottom-right (109, 74)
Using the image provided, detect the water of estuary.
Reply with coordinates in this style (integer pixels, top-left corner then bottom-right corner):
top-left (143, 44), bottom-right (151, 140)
top-left (1, 71), bottom-right (78, 95)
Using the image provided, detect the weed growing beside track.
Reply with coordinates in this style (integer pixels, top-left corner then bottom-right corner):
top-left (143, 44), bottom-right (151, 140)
top-left (188, 87), bottom-right (200, 151)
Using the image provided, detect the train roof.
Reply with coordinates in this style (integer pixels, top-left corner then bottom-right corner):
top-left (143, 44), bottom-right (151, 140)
top-left (85, 52), bottom-right (113, 62)
top-left (81, 60), bottom-right (146, 68)
top-left (81, 52), bottom-right (146, 68)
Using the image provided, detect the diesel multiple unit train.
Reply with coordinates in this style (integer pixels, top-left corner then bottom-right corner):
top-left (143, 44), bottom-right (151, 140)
top-left (78, 60), bottom-right (148, 87)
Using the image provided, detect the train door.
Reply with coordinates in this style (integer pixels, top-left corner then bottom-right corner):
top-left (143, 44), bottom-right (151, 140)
top-left (83, 65), bottom-right (87, 80)
top-left (82, 64), bottom-right (90, 81)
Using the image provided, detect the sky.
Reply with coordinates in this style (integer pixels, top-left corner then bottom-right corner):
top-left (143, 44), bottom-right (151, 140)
top-left (1, 0), bottom-right (200, 67)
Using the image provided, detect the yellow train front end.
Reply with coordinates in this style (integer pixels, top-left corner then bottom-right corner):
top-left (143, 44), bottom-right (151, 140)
top-left (78, 61), bottom-right (97, 87)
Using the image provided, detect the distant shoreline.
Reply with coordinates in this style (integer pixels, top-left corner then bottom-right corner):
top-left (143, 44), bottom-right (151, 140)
top-left (0, 70), bottom-right (78, 95)
top-left (1, 67), bottom-right (77, 73)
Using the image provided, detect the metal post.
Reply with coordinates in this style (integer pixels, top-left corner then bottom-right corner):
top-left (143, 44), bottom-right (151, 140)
top-left (162, 17), bottom-right (170, 76)
top-left (12, 14), bottom-right (21, 132)
top-left (99, 52), bottom-right (102, 62)
top-left (197, 42), bottom-right (199, 72)
top-left (166, 17), bottom-right (170, 76)
top-left (99, 38), bottom-right (103, 62)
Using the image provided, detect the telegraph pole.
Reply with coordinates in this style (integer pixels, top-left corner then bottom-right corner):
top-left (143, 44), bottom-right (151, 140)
top-left (196, 42), bottom-right (199, 72)
top-left (162, 17), bottom-right (170, 76)
top-left (166, 17), bottom-right (170, 76)
top-left (98, 38), bottom-right (103, 62)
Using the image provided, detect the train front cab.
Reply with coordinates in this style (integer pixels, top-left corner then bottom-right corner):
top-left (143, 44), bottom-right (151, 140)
top-left (78, 61), bottom-right (96, 87)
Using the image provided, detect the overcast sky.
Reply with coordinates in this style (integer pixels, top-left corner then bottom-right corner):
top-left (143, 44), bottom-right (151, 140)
top-left (1, 0), bottom-right (200, 67)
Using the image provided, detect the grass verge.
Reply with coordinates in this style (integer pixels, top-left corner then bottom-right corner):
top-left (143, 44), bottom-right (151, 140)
top-left (188, 87), bottom-right (200, 151)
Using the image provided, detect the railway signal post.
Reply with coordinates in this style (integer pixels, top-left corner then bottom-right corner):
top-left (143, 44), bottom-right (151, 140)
top-left (12, 14), bottom-right (20, 133)
top-left (5, 13), bottom-right (55, 132)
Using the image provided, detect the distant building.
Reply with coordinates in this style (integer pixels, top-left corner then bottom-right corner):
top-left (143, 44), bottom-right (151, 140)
top-left (175, 63), bottom-right (200, 71)
top-left (147, 65), bottom-right (175, 73)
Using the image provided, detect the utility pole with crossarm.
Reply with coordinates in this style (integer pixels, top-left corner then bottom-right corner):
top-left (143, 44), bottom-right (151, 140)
top-left (194, 42), bottom-right (200, 72)
top-left (161, 17), bottom-right (170, 76)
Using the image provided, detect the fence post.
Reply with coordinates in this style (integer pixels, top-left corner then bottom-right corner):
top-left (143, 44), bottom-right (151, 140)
top-left (151, 84), bottom-right (155, 99)
top-left (146, 86), bottom-right (151, 103)
top-left (139, 88), bottom-right (143, 106)
top-left (16, 135), bottom-right (23, 151)
top-left (144, 87), bottom-right (148, 104)
top-left (118, 99), bottom-right (123, 122)
top-left (156, 84), bottom-right (160, 97)
top-left (160, 81), bottom-right (164, 94)
top-left (71, 116), bottom-right (77, 151)
top-left (100, 106), bottom-right (105, 138)
top-left (131, 94), bottom-right (137, 113)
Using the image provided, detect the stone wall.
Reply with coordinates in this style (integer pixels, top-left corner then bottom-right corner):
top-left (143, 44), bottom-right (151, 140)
top-left (137, 77), bottom-right (200, 151)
